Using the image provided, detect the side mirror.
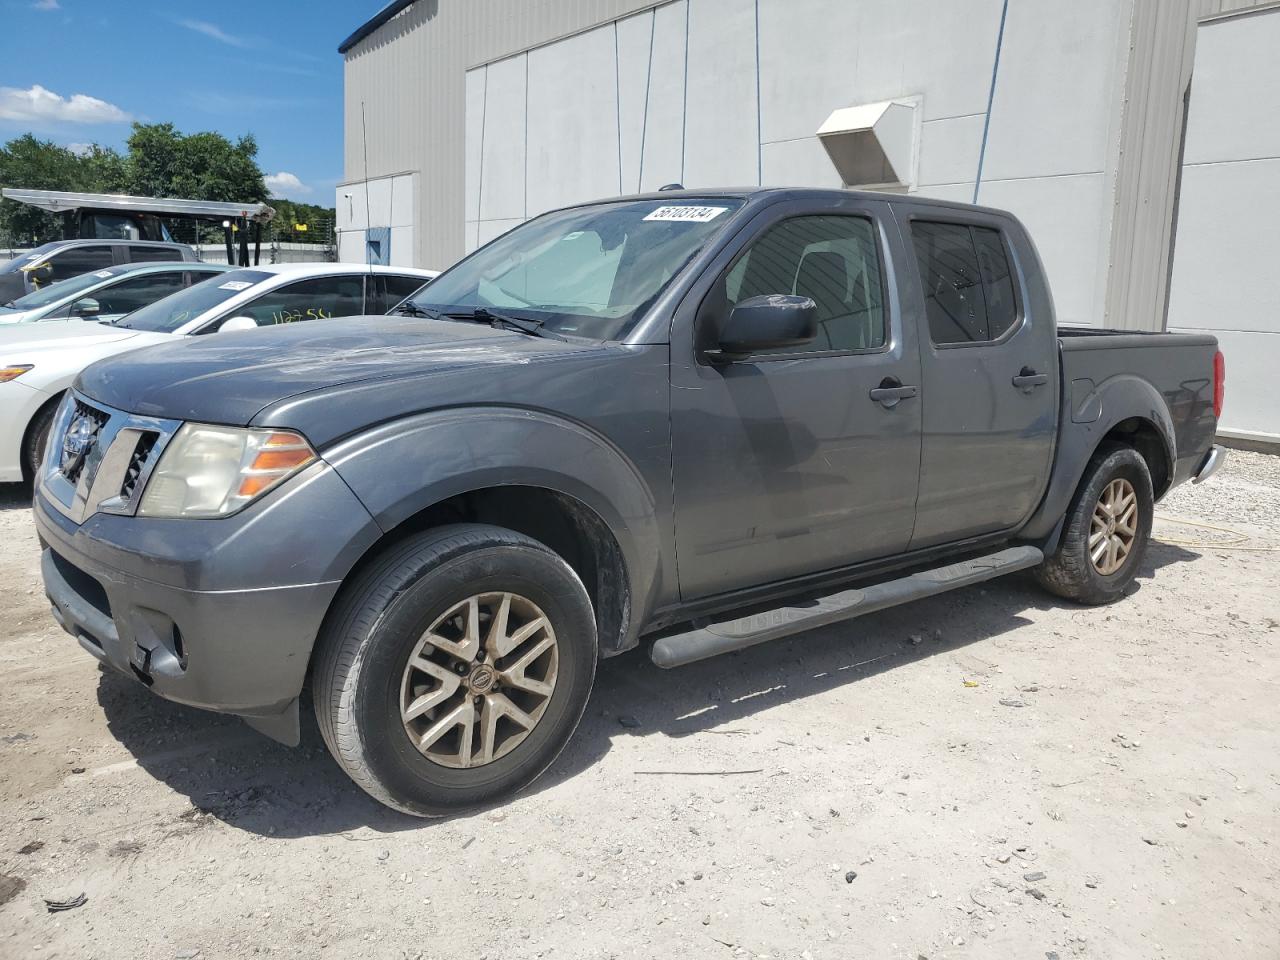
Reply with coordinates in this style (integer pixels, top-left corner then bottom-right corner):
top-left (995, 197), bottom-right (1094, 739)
top-left (27, 262), bottom-right (53, 287)
top-left (71, 297), bottom-right (100, 317)
top-left (218, 315), bottom-right (259, 333)
top-left (708, 294), bottom-right (818, 362)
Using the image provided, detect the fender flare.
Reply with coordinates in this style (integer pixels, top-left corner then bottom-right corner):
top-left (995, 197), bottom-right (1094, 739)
top-left (321, 406), bottom-right (664, 650)
top-left (1021, 374), bottom-right (1176, 541)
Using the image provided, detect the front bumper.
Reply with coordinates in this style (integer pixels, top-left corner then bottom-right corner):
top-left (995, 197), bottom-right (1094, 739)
top-left (1192, 444), bottom-right (1227, 485)
top-left (34, 457), bottom-right (382, 744)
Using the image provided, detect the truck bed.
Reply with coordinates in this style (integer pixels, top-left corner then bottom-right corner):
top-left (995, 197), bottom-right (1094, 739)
top-left (1056, 325), bottom-right (1218, 490)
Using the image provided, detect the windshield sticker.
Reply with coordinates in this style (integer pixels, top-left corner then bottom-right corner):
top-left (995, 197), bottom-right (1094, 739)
top-left (94, 271), bottom-right (114, 279)
top-left (218, 281), bottom-right (254, 291)
top-left (643, 205), bottom-right (730, 223)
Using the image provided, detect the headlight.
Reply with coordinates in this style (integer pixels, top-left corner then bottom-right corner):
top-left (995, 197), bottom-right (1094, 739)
top-left (0, 364), bottom-right (33, 383)
top-left (137, 424), bottom-right (316, 518)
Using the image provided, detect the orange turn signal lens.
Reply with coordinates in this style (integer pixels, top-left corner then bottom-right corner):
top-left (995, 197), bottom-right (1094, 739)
top-left (0, 364), bottom-right (34, 383)
top-left (234, 430), bottom-right (315, 500)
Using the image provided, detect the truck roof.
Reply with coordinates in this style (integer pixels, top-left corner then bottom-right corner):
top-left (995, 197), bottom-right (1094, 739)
top-left (600, 185), bottom-right (1011, 218)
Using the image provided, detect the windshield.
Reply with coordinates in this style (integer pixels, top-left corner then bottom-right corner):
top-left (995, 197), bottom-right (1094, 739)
top-left (416, 198), bottom-right (745, 339)
top-left (118, 269), bottom-right (271, 332)
top-left (0, 243), bottom-right (59, 276)
top-left (4, 268), bottom-right (118, 310)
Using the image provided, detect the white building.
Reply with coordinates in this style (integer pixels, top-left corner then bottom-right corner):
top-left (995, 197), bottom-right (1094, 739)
top-left (339, 0), bottom-right (1279, 445)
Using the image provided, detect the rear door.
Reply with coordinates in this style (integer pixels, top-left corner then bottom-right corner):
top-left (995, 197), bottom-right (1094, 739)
top-left (670, 198), bottom-right (923, 599)
top-left (897, 207), bottom-right (1057, 548)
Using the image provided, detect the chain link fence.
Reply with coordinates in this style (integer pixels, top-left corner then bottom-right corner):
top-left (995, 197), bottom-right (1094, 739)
top-left (1, 214), bottom-right (336, 266)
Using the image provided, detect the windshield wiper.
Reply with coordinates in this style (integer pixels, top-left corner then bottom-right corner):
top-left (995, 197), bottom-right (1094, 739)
top-left (391, 299), bottom-right (444, 319)
top-left (443, 308), bottom-right (566, 342)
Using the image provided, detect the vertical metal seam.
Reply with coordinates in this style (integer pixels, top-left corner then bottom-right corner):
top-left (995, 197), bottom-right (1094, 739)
top-left (681, 0), bottom-right (690, 184)
top-left (615, 19), bottom-right (624, 194)
top-left (637, 7), bottom-right (656, 191)
top-left (973, 0), bottom-right (1010, 204)
top-left (523, 53), bottom-right (529, 221)
top-left (754, 0), bottom-right (763, 185)
top-left (476, 64), bottom-right (489, 235)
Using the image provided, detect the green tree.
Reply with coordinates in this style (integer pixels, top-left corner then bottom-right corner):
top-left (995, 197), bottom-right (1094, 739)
top-left (0, 134), bottom-right (104, 241)
top-left (126, 123), bottom-right (267, 203)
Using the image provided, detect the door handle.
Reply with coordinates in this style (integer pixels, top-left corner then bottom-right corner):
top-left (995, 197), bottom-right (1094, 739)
top-left (1012, 367), bottom-right (1048, 392)
top-left (869, 378), bottom-right (919, 409)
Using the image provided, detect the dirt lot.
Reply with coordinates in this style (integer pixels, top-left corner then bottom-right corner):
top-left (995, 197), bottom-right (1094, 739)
top-left (0, 453), bottom-right (1276, 960)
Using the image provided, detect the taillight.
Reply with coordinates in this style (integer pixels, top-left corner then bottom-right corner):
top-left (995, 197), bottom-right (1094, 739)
top-left (1213, 350), bottom-right (1225, 420)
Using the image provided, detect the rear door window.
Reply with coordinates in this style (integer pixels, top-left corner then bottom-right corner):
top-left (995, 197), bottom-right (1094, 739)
top-left (381, 274), bottom-right (430, 313)
top-left (910, 221), bottom-right (1019, 345)
top-left (230, 275), bottom-right (368, 327)
top-left (87, 271), bottom-right (187, 316)
top-left (46, 245), bottom-right (115, 282)
top-left (128, 244), bottom-right (181, 263)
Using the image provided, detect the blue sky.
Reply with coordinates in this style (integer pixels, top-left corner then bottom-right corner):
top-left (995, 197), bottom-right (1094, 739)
top-left (0, 0), bottom-right (379, 204)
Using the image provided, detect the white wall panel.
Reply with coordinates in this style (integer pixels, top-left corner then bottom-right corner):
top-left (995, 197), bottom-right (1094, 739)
top-left (683, 0), bottom-right (760, 187)
top-left (981, 0), bottom-right (1127, 181)
top-left (760, 136), bottom-right (841, 188)
top-left (635, 1), bottom-right (688, 192)
top-left (464, 68), bottom-right (487, 224)
top-left (1168, 158), bottom-right (1280, 336)
top-left (978, 173), bottom-right (1108, 328)
top-left (1181, 8), bottom-right (1280, 165)
top-left (526, 24), bottom-right (623, 216)
top-left (478, 56), bottom-right (529, 222)
top-left (616, 11), bottom-right (655, 194)
top-left (1165, 7), bottom-right (1280, 440)
top-left (917, 115), bottom-right (984, 187)
top-left (755, 0), bottom-right (859, 146)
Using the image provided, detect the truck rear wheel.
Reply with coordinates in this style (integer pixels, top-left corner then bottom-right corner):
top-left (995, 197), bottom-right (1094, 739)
top-left (1035, 444), bottom-right (1154, 605)
top-left (312, 524), bottom-right (597, 816)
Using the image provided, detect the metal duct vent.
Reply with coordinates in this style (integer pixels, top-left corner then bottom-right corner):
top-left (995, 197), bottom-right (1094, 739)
top-left (817, 99), bottom-right (920, 189)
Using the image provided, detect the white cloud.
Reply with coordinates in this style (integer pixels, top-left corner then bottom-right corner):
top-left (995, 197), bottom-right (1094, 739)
top-left (66, 142), bottom-right (93, 156)
top-left (32, 0), bottom-right (60, 10)
top-left (177, 18), bottom-right (251, 48)
top-left (265, 172), bottom-right (311, 197)
top-left (0, 85), bottom-right (131, 124)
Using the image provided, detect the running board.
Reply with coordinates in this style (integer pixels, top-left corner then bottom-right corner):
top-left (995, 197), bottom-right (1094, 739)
top-left (650, 545), bottom-right (1044, 669)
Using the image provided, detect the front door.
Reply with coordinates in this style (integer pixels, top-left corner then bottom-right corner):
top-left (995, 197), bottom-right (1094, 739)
top-left (670, 200), bottom-right (923, 600)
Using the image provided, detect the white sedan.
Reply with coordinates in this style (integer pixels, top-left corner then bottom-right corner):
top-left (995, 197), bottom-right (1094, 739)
top-left (0, 262), bottom-right (437, 483)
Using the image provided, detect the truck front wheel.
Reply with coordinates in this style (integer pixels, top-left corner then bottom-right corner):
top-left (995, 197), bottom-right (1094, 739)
top-left (312, 524), bottom-right (597, 816)
top-left (1035, 444), bottom-right (1154, 605)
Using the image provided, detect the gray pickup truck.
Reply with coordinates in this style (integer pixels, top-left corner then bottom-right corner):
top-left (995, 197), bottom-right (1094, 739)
top-left (34, 188), bottom-right (1225, 816)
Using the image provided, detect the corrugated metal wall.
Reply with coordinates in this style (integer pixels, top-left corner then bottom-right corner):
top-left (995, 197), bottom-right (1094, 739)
top-left (343, 0), bottom-right (660, 269)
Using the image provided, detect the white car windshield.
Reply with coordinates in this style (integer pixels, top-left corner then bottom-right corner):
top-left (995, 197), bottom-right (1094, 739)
top-left (117, 269), bottom-right (272, 332)
top-left (0, 268), bottom-right (119, 311)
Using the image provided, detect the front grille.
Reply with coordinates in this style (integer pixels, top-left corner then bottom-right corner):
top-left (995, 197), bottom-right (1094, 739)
top-left (119, 432), bottom-right (158, 501)
top-left (60, 399), bottom-right (110, 486)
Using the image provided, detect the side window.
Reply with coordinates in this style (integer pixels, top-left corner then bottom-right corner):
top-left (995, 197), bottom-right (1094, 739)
top-left (232, 275), bottom-right (367, 327)
top-left (911, 221), bottom-right (1019, 345)
top-left (88, 272), bottom-right (186, 316)
top-left (47, 245), bottom-right (115, 282)
top-left (128, 244), bottom-right (180, 263)
top-left (382, 274), bottom-right (430, 312)
top-left (719, 215), bottom-right (886, 353)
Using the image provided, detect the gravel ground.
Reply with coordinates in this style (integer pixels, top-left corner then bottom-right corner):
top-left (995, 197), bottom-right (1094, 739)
top-left (0, 450), bottom-right (1276, 960)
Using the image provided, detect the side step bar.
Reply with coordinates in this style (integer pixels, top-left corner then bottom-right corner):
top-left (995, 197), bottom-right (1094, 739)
top-left (650, 545), bottom-right (1044, 669)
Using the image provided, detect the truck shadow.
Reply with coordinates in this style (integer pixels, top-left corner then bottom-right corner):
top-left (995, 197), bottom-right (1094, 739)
top-left (94, 540), bottom-right (1199, 838)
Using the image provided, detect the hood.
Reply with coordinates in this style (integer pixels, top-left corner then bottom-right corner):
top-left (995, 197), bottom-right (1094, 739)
top-left (0, 306), bottom-right (36, 324)
top-left (75, 314), bottom-right (603, 425)
top-left (0, 321), bottom-right (160, 355)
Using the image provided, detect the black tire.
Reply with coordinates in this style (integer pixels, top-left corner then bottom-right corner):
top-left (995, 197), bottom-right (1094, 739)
top-left (312, 523), bottom-right (597, 817)
top-left (1035, 444), bottom-right (1154, 605)
top-left (23, 401), bottom-right (57, 482)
